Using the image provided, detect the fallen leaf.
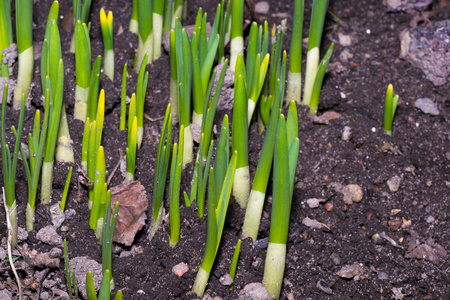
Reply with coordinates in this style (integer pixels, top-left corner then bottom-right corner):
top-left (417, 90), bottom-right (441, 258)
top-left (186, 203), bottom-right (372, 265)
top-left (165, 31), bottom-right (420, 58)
top-left (308, 111), bottom-right (341, 124)
top-left (111, 181), bottom-right (148, 246)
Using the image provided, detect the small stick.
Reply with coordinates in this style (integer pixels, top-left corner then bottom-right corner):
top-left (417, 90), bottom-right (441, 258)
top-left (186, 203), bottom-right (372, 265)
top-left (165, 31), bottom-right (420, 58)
top-left (3, 188), bottom-right (22, 300)
top-left (36, 267), bottom-right (50, 300)
top-left (144, 113), bottom-right (164, 122)
top-left (107, 149), bottom-right (124, 185)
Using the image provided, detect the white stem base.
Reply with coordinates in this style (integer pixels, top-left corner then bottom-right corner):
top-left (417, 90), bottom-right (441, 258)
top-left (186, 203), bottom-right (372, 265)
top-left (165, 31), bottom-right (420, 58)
top-left (242, 189), bottom-right (265, 240)
top-left (247, 99), bottom-right (256, 127)
top-left (303, 47), bottom-right (319, 106)
top-left (192, 267), bottom-right (210, 298)
top-left (74, 86), bottom-right (89, 121)
top-left (129, 19), bottom-right (138, 34)
top-left (230, 36), bottom-right (244, 72)
top-left (7, 201), bottom-right (18, 248)
top-left (26, 203), bottom-right (35, 232)
top-left (153, 13), bottom-right (163, 61)
top-left (183, 125), bottom-right (193, 168)
top-left (14, 46), bottom-right (34, 109)
top-left (41, 161), bottom-right (54, 204)
top-left (287, 71), bottom-right (302, 104)
top-left (263, 242), bottom-right (286, 300)
top-left (233, 166), bottom-right (250, 208)
top-left (104, 49), bottom-right (114, 81)
top-left (192, 111), bottom-right (202, 127)
top-left (148, 205), bottom-right (164, 241)
top-left (125, 172), bottom-right (134, 181)
top-left (137, 126), bottom-right (143, 149)
top-left (138, 33), bottom-right (153, 68)
top-left (56, 110), bottom-right (75, 163)
top-left (95, 217), bottom-right (104, 241)
top-left (172, 6), bottom-right (183, 28)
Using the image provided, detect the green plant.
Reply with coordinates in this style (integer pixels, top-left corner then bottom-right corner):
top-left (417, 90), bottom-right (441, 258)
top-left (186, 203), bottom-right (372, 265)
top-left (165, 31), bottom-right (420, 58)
top-left (230, 0), bottom-right (244, 71)
top-left (383, 84), bottom-right (399, 136)
top-left (0, 0), bottom-right (13, 78)
top-left (175, 19), bottom-right (193, 167)
top-left (287, 0), bottom-right (304, 104)
top-left (100, 8), bottom-right (114, 81)
top-left (89, 146), bottom-right (106, 239)
top-left (120, 64), bottom-right (127, 131)
top-left (308, 43), bottom-right (334, 114)
top-left (242, 80), bottom-right (283, 240)
top-left (171, 0), bottom-right (185, 28)
top-left (152, 0), bottom-right (165, 60)
top-left (70, 0), bottom-right (92, 52)
top-left (126, 116), bottom-right (137, 181)
top-left (102, 199), bottom-right (119, 289)
top-left (169, 29), bottom-right (178, 116)
top-left (303, 0), bottom-right (330, 106)
top-left (129, 0), bottom-right (138, 34)
top-left (169, 124), bottom-right (184, 248)
top-left (136, 53), bottom-right (149, 148)
top-left (60, 167), bottom-right (73, 211)
top-left (263, 111), bottom-right (299, 300)
top-left (13, 0), bottom-right (34, 108)
top-left (1, 85), bottom-right (25, 248)
top-left (74, 20), bottom-right (91, 121)
top-left (192, 151), bottom-right (237, 298)
top-left (232, 55), bottom-right (249, 208)
top-left (137, 0), bottom-right (153, 66)
top-left (190, 8), bottom-right (220, 126)
top-left (149, 105), bottom-right (172, 240)
top-left (229, 239), bottom-right (241, 288)
top-left (63, 239), bottom-right (78, 298)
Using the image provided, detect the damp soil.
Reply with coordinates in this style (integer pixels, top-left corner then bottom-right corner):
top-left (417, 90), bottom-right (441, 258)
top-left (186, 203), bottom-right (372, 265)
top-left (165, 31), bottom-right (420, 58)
top-left (0, 0), bottom-right (449, 299)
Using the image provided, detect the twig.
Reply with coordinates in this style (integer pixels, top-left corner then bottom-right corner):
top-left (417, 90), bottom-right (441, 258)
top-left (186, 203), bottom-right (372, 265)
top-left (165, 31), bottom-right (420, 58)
top-left (36, 267), bottom-right (50, 300)
top-left (3, 188), bottom-right (22, 300)
top-left (107, 149), bottom-right (124, 185)
top-left (144, 113), bottom-right (164, 122)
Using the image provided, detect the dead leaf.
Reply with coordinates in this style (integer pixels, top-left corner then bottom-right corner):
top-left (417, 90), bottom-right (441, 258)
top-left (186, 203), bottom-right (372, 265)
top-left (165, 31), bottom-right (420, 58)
top-left (308, 111), bottom-right (341, 124)
top-left (111, 181), bottom-right (148, 246)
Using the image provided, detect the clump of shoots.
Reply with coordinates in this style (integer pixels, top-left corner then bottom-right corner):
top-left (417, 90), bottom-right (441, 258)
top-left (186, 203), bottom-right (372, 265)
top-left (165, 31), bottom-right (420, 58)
top-left (100, 8), bottom-right (114, 81)
top-left (193, 151), bottom-right (238, 297)
top-left (308, 43), bottom-right (334, 115)
top-left (303, 0), bottom-right (330, 106)
top-left (13, 0), bottom-right (34, 108)
top-left (149, 104), bottom-right (173, 240)
top-left (383, 84), bottom-right (399, 136)
top-left (70, 0), bottom-right (92, 52)
top-left (1, 85), bottom-right (25, 248)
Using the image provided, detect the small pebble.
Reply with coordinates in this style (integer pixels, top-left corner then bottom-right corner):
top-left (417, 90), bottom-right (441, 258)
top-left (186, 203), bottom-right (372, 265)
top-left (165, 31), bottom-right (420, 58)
top-left (36, 225), bottom-right (63, 246)
top-left (388, 219), bottom-right (402, 231)
top-left (371, 233), bottom-right (384, 245)
top-left (387, 175), bottom-right (402, 192)
top-left (426, 216), bottom-right (435, 223)
top-left (414, 98), bottom-right (439, 115)
top-left (330, 253), bottom-right (341, 265)
top-left (341, 126), bottom-right (352, 141)
top-left (316, 279), bottom-right (333, 295)
top-left (325, 202), bottom-right (334, 212)
top-left (336, 262), bottom-right (360, 279)
top-left (344, 184), bottom-right (363, 204)
top-left (255, 2), bottom-right (269, 14)
top-left (391, 209), bottom-right (401, 216)
top-left (378, 272), bottom-right (389, 280)
top-left (219, 274), bottom-right (233, 286)
top-left (172, 262), bottom-right (189, 277)
top-left (306, 198), bottom-right (325, 208)
top-left (338, 32), bottom-right (352, 46)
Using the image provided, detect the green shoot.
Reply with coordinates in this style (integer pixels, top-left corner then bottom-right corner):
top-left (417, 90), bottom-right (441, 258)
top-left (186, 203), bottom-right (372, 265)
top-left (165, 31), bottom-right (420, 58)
top-left (309, 43), bottom-right (334, 115)
top-left (137, 0), bottom-right (153, 66)
top-left (60, 167), bottom-right (73, 211)
top-left (232, 55), bottom-right (249, 208)
top-left (214, 115), bottom-right (229, 202)
top-left (64, 239), bottom-right (78, 298)
top-left (150, 104), bottom-right (172, 240)
top-left (136, 53), bottom-right (149, 148)
top-left (74, 20), bottom-right (91, 121)
top-left (169, 124), bottom-right (184, 248)
top-left (153, 0), bottom-right (165, 60)
top-left (169, 29), bottom-right (178, 116)
top-left (193, 151), bottom-right (238, 297)
top-left (303, 0), bottom-right (330, 106)
top-left (86, 269), bottom-right (122, 300)
top-left (70, 0), bottom-right (92, 52)
top-left (129, 0), bottom-right (138, 34)
top-left (229, 239), bottom-right (241, 288)
top-left (102, 199), bottom-right (119, 290)
top-left (172, 0), bottom-right (185, 28)
top-left (1, 85), bottom-right (25, 248)
top-left (100, 8), bottom-right (114, 81)
top-left (0, 0), bottom-right (13, 78)
top-left (263, 114), bottom-right (299, 299)
top-left (126, 116), bottom-right (138, 181)
top-left (383, 84), bottom-right (399, 136)
top-left (287, 0), bottom-right (304, 104)
top-left (89, 146), bottom-right (106, 235)
top-left (120, 64), bottom-right (127, 131)
top-left (230, 0), bottom-right (244, 71)
top-left (13, 0), bottom-right (34, 108)
top-left (86, 56), bottom-right (102, 122)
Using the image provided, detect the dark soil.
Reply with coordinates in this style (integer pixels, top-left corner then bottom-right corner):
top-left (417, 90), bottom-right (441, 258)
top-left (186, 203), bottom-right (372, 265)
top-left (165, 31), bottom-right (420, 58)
top-left (1, 0), bottom-right (449, 299)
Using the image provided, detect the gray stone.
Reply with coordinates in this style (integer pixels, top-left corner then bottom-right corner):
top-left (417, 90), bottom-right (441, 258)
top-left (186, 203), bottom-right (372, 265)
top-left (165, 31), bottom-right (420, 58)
top-left (338, 32), bottom-right (352, 46)
top-left (378, 271), bottom-right (389, 280)
top-left (69, 256), bottom-right (103, 299)
top-left (414, 98), bottom-right (439, 115)
top-left (255, 2), bottom-right (270, 14)
top-left (219, 273), bottom-right (233, 286)
top-left (0, 289), bottom-right (13, 300)
top-left (386, 0), bottom-right (432, 12)
top-left (336, 262), bottom-right (361, 279)
top-left (238, 282), bottom-right (271, 300)
top-left (50, 204), bottom-right (66, 228)
top-left (341, 126), bottom-right (352, 141)
top-left (17, 226), bottom-right (28, 242)
top-left (426, 215), bottom-right (435, 223)
top-left (387, 175), bottom-right (402, 192)
top-left (36, 225), bottom-right (63, 246)
top-left (306, 198), bottom-right (325, 208)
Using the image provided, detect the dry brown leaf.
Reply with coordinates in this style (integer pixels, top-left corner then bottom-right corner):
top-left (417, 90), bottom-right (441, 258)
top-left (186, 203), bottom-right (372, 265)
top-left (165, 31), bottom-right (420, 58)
top-left (308, 111), bottom-right (341, 124)
top-left (111, 181), bottom-right (148, 246)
